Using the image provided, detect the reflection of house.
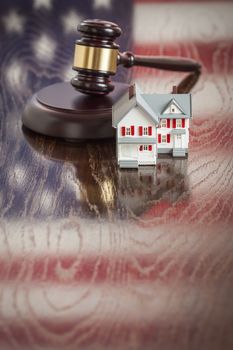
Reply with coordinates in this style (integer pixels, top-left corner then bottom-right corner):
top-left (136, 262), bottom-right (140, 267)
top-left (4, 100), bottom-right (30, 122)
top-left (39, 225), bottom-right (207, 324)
top-left (112, 85), bottom-right (192, 168)
top-left (116, 158), bottom-right (188, 216)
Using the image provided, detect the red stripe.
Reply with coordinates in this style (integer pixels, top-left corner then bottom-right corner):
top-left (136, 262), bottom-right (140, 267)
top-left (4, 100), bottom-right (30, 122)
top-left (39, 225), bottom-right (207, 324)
top-left (121, 126), bottom-right (125, 136)
top-left (158, 134), bottom-right (161, 143)
top-left (182, 119), bottom-right (185, 128)
top-left (131, 125), bottom-right (135, 135)
top-left (0, 255), bottom-right (196, 283)
top-left (173, 119), bottom-right (176, 128)
top-left (167, 119), bottom-right (170, 128)
top-left (0, 247), bottom-right (230, 284)
top-left (148, 126), bottom-right (152, 135)
top-left (133, 42), bottom-right (233, 75)
top-left (139, 126), bottom-right (143, 136)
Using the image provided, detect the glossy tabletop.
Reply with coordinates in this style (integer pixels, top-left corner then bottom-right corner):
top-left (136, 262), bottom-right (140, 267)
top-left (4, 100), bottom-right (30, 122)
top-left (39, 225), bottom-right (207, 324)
top-left (0, 1), bottom-right (233, 349)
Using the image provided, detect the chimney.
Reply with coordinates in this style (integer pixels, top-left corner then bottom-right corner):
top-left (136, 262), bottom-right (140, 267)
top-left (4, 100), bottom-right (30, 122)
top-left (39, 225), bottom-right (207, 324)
top-left (172, 85), bottom-right (178, 94)
top-left (129, 84), bottom-right (136, 99)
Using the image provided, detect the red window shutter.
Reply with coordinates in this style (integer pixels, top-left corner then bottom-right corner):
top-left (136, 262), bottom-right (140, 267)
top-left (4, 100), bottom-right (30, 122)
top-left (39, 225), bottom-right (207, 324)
top-left (158, 134), bottom-right (161, 143)
top-left (121, 126), bottom-right (125, 136)
top-left (173, 119), bottom-right (176, 128)
top-left (167, 119), bottom-right (170, 128)
top-left (148, 126), bottom-right (152, 135)
top-left (167, 134), bottom-right (171, 143)
top-left (149, 145), bottom-right (152, 151)
top-left (139, 145), bottom-right (143, 151)
top-left (182, 119), bottom-right (185, 128)
top-left (139, 126), bottom-right (143, 136)
top-left (131, 125), bottom-right (134, 135)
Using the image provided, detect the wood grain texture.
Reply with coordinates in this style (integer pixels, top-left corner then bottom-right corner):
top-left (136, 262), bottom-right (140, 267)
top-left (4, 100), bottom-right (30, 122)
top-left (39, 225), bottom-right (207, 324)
top-left (1, 1), bottom-right (233, 350)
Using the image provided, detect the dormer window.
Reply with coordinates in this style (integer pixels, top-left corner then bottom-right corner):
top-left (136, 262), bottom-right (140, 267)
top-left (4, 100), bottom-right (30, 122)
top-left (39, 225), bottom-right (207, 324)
top-left (162, 99), bottom-right (184, 115)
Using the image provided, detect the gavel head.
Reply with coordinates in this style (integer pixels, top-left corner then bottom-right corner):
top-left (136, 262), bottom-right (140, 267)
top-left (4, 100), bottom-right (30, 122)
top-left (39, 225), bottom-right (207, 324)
top-left (71, 19), bottom-right (122, 95)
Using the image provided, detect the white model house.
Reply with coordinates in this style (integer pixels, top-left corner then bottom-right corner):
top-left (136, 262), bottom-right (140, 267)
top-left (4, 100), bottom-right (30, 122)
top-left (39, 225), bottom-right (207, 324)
top-left (142, 87), bottom-right (192, 157)
top-left (112, 84), bottom-right (192, 168)
top-left (112, 85), bottom-right (159, 168)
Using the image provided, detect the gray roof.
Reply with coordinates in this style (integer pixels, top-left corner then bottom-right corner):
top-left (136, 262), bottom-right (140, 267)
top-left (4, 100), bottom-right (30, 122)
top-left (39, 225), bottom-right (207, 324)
top-left (142, 93), bottom-right (192, 119)
top-left (112, 85), bottom-right (160, 127)
top-left (112, 84), bottom-right (192, 127)
top-left (161, 98), bottom-right (184, 114)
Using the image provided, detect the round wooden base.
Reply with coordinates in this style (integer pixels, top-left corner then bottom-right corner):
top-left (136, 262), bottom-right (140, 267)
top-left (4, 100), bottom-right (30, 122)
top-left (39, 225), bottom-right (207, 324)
top-left (22, 81), bottom-right (130, 140)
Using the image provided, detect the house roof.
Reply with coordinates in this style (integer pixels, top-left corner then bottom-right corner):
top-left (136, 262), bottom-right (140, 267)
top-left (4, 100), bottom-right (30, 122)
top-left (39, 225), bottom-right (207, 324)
top-left (142, 93), bottom-right (192, 119)
top-left (161, 98), bottom-right (184, 114)
top-left (112, 84), bottom-right (192, 127)
top-left (112, 85), bottom-right (160, 127)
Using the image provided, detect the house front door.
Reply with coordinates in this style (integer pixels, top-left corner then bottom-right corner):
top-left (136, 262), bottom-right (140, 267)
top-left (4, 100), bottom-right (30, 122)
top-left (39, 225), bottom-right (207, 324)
top-left (173, 135), bottom-right (185, 157)
top-left (174, 135), bottom-right (182, 149)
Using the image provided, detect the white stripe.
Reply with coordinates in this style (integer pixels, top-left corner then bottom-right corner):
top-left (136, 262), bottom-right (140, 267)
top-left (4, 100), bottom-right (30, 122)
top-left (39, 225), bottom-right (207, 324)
top-left (0, 218), bottom-right (232, 256)
top-left (134, 2), bottom-right (233, 44)
top-left (0, 282), bottom-right (220, 324)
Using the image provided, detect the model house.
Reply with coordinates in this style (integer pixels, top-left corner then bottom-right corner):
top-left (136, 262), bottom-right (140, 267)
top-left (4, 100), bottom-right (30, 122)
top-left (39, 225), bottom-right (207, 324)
top-left (142, 86), bottom-right (192, 157)
top-left (112, 84), bottom-right (192, 168)
top-left (112, 85), bottom-right (159, 168)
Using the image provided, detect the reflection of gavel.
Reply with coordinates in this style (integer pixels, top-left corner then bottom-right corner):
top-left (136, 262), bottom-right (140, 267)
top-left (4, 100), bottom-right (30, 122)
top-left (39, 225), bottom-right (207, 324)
top-left (71, 19), bottom-right (201, 95)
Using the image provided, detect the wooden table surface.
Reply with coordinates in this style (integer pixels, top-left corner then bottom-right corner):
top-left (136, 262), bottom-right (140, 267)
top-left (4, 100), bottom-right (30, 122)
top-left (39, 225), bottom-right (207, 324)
top-left (1, 1), bottom-right (233, 349)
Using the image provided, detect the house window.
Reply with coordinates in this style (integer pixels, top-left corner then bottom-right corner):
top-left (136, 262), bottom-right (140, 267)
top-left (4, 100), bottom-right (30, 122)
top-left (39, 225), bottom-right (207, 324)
top-left (126, 127), bottom-right (131, 135)
top-left (162, 135), bottom-right (167, 143)
top-left (172, 108), bottom-right (175, 112)
top-left (161, 119), bottom-right (167, 128)
top-left (139, 127), bottom-right (152, 136)
top-left (176, 119), bottom-right (182, 128)
top-left (139, 145), bottom-right (152, 151)
top-left (123, 126), bottom-right (134, 136)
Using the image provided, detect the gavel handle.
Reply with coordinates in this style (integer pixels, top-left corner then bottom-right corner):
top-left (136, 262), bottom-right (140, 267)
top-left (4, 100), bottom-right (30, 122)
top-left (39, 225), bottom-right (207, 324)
top-left (119, 52), bottom-right (201, 72)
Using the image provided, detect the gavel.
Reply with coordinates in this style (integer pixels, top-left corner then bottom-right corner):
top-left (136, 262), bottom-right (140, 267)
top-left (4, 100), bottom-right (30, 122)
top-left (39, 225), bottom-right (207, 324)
top-left (71, 19), bottom-right (201, 95)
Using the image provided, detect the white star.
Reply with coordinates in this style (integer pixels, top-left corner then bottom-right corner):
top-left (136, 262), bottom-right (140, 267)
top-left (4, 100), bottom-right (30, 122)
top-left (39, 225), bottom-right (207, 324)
top-left (2, 10), bottom-right (25, 34)
top-left (33, 34), bottom-right (56, 61)
top-left (61, 10), bottom-right (82, 33)
top-left (94, 0), bottom-right (111, 9)
top-left (6, 61), bottom-right (26, 89)
top-left (8, 163), bottom-right (28, 188)
top-left (33, 0), bottom-right (52, 10)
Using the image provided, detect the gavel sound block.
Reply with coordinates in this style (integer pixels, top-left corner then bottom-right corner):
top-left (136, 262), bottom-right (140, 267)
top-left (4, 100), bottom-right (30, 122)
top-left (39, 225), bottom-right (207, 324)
top-left (22, 19), bottom-right (201, 141)
top-left (22, 81), bottom-right (129, 140)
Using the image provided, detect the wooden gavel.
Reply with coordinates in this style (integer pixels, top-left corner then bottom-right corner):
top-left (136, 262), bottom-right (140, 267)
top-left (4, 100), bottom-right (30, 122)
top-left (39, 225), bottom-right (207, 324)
top-left (71, 19), bottom-right (201, 95)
